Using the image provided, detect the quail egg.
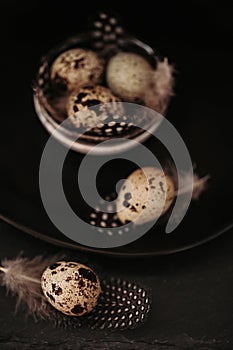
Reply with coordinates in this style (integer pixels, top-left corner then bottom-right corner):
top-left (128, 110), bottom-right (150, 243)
top-left (50, 48), bottom-right (104, 91)
top-left (41, 261), bottom-right (101, 316)
top-left (67, 85), bottom-right (122, 129)
top-left (106, 52), bottom-right (152, 102)
top-left (116, 167), bottom-right (175, 225)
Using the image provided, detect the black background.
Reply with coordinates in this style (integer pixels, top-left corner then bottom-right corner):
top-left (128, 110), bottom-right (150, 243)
top-left (1, 1), bottom-right (233, 349)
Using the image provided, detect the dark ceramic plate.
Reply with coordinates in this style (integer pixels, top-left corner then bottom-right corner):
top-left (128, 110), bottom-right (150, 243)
top-left (0, 98), bottom-right (233, 257)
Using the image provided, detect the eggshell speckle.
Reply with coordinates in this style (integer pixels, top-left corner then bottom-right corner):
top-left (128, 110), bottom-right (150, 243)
top-left (41, 261), bottom-right (101, 316)
top-left (116, 167), bottom-right (175, 225)
top-left (106, 52), bottom-right (152, 102)
top-left (50, 49), bottom-right (104, 91)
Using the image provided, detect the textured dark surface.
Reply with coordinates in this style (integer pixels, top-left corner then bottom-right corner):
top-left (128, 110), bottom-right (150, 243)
top-left (0, 221), bottom-right (233, 349)
top-left (1, 1), bottom-right (233, 349)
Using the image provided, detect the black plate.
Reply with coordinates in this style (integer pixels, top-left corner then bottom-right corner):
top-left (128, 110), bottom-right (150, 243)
top-left (0, 87), bottom-right (233, 257)
top-left (1, 17), bottom-right (233, 257)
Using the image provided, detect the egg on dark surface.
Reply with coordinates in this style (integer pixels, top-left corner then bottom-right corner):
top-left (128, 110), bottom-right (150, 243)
top-left (116, 167), bottom-right (175, 225)
top-left (41, 261), bottom-right (101, 316)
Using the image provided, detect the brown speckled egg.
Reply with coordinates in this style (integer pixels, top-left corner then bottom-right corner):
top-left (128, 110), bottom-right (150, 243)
top-left (67, 85), bottom-right (121, 129)
top-left (116, 167), bottom-right (175, 225)
top-left (50, 49), bottom-right (104, 91)
top-left (106, 52), bottom-right (152, 102)
top-left (41, 261), bottom-right (101, 316)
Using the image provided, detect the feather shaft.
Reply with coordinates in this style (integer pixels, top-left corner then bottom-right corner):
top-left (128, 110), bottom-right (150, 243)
top-left (175, 174), bottom-right (210, 197)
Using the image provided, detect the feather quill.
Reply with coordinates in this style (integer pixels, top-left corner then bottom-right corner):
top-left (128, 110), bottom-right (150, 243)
top-left (178, 173), bottom-right (210, 199)
top-left (164, 161), bottom-right (210, 199)
top-left (143, 58), bottom-right (174, 114)
top-left (0, 254), bottom-right (63, 319)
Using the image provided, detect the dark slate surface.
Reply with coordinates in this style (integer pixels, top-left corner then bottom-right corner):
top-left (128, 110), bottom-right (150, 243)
top-left (0, 221), bottom-right (233, 349)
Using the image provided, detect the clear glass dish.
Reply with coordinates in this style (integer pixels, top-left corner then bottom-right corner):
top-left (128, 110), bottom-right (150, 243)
top-left (33, 29), bottom-right (172, 155)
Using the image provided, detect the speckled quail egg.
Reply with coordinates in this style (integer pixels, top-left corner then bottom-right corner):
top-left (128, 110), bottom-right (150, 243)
top-left (116, 167), bottom-right (175, 225)
top-left (50, 49), bottom-right (104, 91)
top-left (67, 85), bottom-right (122, 129)
top-left (106, 52), bottom-right (152, 102)
top-left (41, 261), bottom-right (101, 316)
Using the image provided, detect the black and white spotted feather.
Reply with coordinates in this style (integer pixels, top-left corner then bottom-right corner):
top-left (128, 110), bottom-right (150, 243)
top-left (91, 12), bottom-right (125, 53)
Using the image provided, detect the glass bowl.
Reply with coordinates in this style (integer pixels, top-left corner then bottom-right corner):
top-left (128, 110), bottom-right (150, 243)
top-left (33, 26), bottom-right (172, 155)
